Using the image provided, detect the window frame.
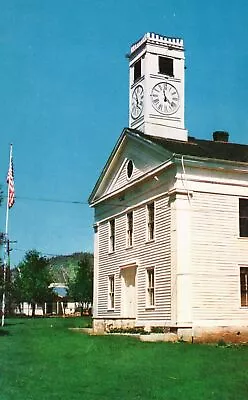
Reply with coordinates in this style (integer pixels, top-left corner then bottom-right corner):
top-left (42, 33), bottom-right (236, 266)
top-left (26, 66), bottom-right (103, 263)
top-left (108, 275), bottom-right (115, 310)
top-left (239, 198), bottom-right (248, 237)
top-left (146, 202), bottom-right (155, 241)
top-left (240, 267), bottom-right (248, 308)
top-left (126, 211), bottom-right (133, 247)
top-left (109, 219), bottom-right (115, 252)
top-left (146, 267), bottom-right (155, 308)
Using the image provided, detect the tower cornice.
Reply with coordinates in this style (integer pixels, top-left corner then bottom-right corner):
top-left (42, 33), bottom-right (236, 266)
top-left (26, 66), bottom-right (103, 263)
top-left (130, 32), bottom-right (184, 59)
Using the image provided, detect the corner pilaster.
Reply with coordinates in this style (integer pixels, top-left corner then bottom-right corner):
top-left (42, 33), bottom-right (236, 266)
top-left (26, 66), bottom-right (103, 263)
top-left (93, 223), bottom-right (99, 320)
top-left (169, 189), bottom-right (193, 326)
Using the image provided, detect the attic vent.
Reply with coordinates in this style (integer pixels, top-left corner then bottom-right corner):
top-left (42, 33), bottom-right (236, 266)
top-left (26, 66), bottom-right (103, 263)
top-left (213, 131), bottom-right (229, 142)
top-left (127, 160), bottom-right (133, 179)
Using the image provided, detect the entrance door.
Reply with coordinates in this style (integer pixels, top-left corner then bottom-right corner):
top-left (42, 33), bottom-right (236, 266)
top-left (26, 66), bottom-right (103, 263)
top-left (121, 267), bottom-right (136, 318)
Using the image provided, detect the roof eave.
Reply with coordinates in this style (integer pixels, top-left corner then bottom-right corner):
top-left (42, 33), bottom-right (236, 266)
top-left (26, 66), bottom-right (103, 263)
top-left (88, 127), bottom-right (174, 205)
top-left (173, 153), bottom-right (248, 168)
top-left (88, 128), bottom-right (129, 204)
top-left (89, 158), bottom-right (175, 208)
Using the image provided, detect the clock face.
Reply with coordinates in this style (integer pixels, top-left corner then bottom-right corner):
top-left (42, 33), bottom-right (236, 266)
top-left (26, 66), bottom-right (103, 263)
top-left (151, 82), bottom-right (180, 115)
top-left (131, 85), bottom-right (144, 119)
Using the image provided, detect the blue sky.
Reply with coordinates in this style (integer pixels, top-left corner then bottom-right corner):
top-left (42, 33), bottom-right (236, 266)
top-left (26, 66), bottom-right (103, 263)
top-left (1, 0), bottom-right (248, 266)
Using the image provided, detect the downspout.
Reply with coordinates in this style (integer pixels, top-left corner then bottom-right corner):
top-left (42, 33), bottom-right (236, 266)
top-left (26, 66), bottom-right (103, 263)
top-left (181, 155), bottom-right (191, 204)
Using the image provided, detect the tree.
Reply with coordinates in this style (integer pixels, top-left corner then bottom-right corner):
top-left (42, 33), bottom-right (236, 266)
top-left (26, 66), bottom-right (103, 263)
top-left (0, 234), bottom-right (5, 294)
top-left (15, 250), bottom-right (53, 317)
top-left (68, 252), bottom-right (93, 311)
top-left (0, 258), bottom-right (3, 302)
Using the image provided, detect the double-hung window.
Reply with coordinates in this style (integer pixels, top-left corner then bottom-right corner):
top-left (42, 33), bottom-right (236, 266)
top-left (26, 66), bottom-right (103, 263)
top-left (108, 275), bottom-right (115, 310)
top-left (239, 199), bottom-right (248, 237)
top-left (127, 211), bottom-right (133, 247)
top-left (109, 219), bottom-right (115, 252)
top-left (147, 202), bottom-right (155, 241)
top-left (240, 267), bottom-right (248, 307)
top-left (147, 268), bottom-right (155, 307)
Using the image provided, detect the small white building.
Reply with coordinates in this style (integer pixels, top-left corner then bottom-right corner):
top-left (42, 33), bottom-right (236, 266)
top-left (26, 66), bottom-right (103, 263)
top-left (89, 33), bottom-right (248, 342)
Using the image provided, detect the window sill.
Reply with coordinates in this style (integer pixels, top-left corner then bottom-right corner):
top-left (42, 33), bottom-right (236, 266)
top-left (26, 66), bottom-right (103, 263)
top-left (238, 236), bottom-right (248, 240)
top-left (158, 72), bottom-right (174, 78)
top-left (108, 250), bottom-right (115, 254)
top-left (107, 308), bottom-right (115, 312)
top-left (145, 239), bottom-right (155, 244)
top-left (145, 306), bottom-right (155, 310)
top-left (131, 75), bottom-right (144, 88)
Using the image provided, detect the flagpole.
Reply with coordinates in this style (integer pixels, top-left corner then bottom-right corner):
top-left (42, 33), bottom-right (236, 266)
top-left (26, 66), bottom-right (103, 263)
top-left (1, 144), bottom-right (12, 327)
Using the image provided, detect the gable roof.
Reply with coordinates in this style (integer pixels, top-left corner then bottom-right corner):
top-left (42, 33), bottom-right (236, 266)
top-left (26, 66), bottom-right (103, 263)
top-left (89, 127), bottom-right (248, 205)
top-left (88, 128), bottom-right (173, 204)
top-left (135, 130), bottom-right (248, 163)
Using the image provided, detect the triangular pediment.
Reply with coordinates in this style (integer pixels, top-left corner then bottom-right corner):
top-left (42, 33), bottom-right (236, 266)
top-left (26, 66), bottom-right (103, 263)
top-left (89, 128), bottom-right (173, 204)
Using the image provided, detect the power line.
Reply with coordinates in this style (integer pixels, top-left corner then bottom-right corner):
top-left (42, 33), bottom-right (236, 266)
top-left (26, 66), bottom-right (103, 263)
top-left (1, 190), bottom-right (248, 217)
top-left (13, 248), bottom-right (63, 257)
top-left (8, 195), bottom-right (247, 214)
top-left (15, 196), bottom-right (88, 205)
top-left (1, 192), bottom-right (89, 205)
top-left (1, 192), bottom-right (247, 215)
top-left (7, 248), bottom-right (91, 266)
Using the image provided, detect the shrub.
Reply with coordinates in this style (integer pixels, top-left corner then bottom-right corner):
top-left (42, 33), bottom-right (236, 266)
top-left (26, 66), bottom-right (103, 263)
top-left (151, 326), bottom-right (165, 334)
top-left (108, 326), bottom-right (149, 335)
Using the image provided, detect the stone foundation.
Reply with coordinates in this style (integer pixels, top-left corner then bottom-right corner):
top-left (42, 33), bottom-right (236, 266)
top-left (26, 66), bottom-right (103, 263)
top-left (170, 326), bottom-right (248, 343)
top-left (140, 332), bottom-right (178, 342)
top-left (193, 326), bottom-right (248, 344)
top-left (93, 318), bottom-right (248, 343)
top-left (93, 318), bottom-right (136, 334)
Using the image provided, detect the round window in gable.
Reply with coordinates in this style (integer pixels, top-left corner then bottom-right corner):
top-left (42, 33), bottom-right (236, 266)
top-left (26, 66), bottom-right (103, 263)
top-left (127, 159), bottom-right (134, 179)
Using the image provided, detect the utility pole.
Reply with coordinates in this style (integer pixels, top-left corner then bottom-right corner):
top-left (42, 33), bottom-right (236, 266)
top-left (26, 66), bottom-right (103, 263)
top-left (2, 143), bottom-right (15, 327)
top-left (1, 236), bottom-right (17, 326)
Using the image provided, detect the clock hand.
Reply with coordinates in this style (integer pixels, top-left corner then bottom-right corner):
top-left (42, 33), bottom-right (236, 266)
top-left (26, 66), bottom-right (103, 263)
top-left (135, 92), bottom-right (139, 106)
top-left (134, 96), bottom-right (140, 109)
top-left (163, 91), bottom-right (171, 105)
top-left (163, 88), bottom-right (169, 103)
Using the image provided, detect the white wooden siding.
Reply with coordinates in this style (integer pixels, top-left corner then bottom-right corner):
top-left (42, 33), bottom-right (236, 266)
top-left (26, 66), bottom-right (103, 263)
top-left (191, 191), bottom-right (248, 322)
top-left (96, 193), bottom-right (172, 322)
top-left (94, 155), bottom-right (248, 328)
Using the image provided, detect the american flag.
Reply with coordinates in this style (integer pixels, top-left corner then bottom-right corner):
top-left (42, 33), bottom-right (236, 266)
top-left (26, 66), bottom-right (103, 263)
top-left (7, 145), bottom-right (15, 209)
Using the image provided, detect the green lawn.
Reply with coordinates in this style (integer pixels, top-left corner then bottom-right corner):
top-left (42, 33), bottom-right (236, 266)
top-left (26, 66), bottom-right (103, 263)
top-left (1, 318), bottom-right (248, 400)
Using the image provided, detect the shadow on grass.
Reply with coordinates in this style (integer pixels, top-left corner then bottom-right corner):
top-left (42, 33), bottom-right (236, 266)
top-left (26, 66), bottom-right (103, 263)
top-left (3, 321), bottom-right (25, 326)
top-left (0, 329), bottom-right (10, 336)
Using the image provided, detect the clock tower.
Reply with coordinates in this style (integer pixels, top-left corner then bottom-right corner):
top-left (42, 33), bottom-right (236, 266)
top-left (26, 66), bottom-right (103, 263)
top-left (129, 32), bottom-right (188, 141)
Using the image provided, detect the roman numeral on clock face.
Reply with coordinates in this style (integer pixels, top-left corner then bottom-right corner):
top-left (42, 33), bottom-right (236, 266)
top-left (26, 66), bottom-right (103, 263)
top-left (151, 82), bottom-right (180, 115)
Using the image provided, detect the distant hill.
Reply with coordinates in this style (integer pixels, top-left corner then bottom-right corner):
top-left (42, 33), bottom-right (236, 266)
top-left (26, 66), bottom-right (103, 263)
top-left (48, 252), bottom-right (93, 284)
